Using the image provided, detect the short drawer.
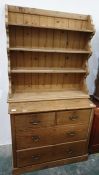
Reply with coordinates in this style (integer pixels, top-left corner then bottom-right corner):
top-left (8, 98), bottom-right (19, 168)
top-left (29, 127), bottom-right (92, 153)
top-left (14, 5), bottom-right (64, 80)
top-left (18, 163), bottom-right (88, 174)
top-left (14, 112), bottom-right (55, 130)
top-left (16, 141), bottom-right (87, 167)
top-left (16, 124), bottom-right (88, 150)
top-left (56, 109), bottom-right (91, 125)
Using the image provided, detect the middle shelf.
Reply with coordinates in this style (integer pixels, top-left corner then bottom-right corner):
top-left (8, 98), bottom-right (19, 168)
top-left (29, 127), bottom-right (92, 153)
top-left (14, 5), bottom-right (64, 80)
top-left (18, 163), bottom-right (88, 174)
top-left (9, 47), bottom-right (91, 54)
top-left (10, 67), bottom-right (86, 74)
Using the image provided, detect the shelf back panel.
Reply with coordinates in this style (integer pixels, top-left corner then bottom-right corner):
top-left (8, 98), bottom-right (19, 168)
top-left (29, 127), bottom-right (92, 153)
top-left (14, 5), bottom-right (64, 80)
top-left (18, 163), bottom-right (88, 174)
top-left (10, 51), bottom-right (87, 69)
top-left (11, 73), bottom-right (84, 93)
top-left (9, 26), bottom-right (90, 50)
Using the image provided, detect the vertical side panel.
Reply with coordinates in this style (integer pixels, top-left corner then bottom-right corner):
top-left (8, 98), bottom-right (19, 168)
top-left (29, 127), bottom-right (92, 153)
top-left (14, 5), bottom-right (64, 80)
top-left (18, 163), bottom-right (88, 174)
top-left (10, 115), bottom-right (17, 168)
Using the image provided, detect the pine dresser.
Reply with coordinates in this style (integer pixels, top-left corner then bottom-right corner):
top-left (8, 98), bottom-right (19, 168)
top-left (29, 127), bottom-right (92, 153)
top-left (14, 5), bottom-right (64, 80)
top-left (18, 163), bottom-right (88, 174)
top-left (5, 5), bottom-right (95, 175)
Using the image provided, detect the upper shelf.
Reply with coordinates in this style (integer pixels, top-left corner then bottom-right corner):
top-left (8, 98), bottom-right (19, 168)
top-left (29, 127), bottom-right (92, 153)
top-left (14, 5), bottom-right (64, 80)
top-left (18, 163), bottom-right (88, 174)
top-left (8, 47), bottom-right (92, 54)
top-left (7, 23), bottom-right (95, 34)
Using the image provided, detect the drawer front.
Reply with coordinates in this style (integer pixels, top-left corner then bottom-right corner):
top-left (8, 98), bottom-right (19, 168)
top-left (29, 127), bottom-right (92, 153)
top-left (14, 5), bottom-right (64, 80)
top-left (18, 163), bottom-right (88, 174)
top-left (54, 140), bottom-right (87, 161)
top-left (16, 124), bottom-right (88, 149)
top-left (57, 109), bottom-right (91, 125)
top-left (16, 141), bottom-right (87, 167)
top-left (55, 124), bottom-right (88, 146)
top-left (15, 112), bottom-right (55, 129)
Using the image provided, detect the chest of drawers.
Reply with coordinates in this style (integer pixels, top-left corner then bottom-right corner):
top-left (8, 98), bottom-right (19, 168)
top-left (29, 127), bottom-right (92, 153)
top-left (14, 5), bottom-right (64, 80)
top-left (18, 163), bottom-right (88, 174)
top-left (10, 103), bottom-right (94, 174)
top-left (6, 5), bottom-right (95, 175)
top-left (14, 110), bottom-right (90, 151)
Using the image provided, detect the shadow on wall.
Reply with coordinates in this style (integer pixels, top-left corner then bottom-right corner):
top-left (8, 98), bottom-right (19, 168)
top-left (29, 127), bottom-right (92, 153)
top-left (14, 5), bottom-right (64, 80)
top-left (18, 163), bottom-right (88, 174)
top-left (86, 31), bottom-right (99, 95)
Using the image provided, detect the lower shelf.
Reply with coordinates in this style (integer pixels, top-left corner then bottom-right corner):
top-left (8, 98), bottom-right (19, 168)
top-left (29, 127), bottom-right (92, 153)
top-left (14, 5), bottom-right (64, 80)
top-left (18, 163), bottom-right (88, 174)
top-left (8, 90), bottom-right (89, 103)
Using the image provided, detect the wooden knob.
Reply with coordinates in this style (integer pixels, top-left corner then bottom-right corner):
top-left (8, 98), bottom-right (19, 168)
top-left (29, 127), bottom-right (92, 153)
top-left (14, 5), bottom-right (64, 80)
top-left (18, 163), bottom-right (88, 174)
top-left (32, 155), bottom-right (40, 161)
top-left (66, 149), bottom-right (73, 154)
top-left (32, 135), bottom-right (40, 142)
top-left (69, 115), bottom-right (79, 121)
top-left (30, 120), bottom-right (40, 125)
top-left (67, 131), bottom-right (76, 137)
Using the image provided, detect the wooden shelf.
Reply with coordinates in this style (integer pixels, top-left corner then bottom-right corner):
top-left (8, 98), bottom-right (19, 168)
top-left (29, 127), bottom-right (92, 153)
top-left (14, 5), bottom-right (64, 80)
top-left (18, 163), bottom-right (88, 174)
top-left (7, 23), bottom-right (95, 34)
top-left (7, 5), bottom-right (94, 103)
top-left (10, 68), bottom-right (86, 74)
top-left (9, 47), bottom-right (91, 54)
top-left (8, 90), bottom-right (89, 103)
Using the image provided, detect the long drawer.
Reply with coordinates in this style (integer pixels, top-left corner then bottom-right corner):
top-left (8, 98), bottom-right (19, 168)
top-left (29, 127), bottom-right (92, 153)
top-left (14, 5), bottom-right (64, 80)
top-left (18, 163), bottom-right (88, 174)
top-left (16, 140), bottom-right (87, 167)
top-left (16, 124), bottom-right (88, 149)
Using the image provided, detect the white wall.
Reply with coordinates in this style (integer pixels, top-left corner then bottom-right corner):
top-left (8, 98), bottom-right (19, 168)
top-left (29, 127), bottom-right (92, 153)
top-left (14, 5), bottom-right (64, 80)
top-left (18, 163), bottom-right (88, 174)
top-left (0, 0), bottom-right (99, 145)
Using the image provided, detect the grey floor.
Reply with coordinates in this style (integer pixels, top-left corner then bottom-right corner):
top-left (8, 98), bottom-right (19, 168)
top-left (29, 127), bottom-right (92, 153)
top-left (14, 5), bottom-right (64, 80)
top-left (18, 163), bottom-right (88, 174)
top-left (0, 145), bottom-right (99, 175)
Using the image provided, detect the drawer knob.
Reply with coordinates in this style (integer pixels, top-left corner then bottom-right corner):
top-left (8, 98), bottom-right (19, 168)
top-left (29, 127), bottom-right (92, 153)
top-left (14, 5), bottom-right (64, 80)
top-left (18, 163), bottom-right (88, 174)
top-left (69, 115), bottom-right (79, 121)
top-left (66, 149), bottom-right (73, 154)
top-left (32, 135), bottom-right (40, 142)
top-left (67, 131), bottom-right (76, 137)
top-left (32, 155), bottom-right (40, 161)
top-left (30, 120), bottom-right (40, 125)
